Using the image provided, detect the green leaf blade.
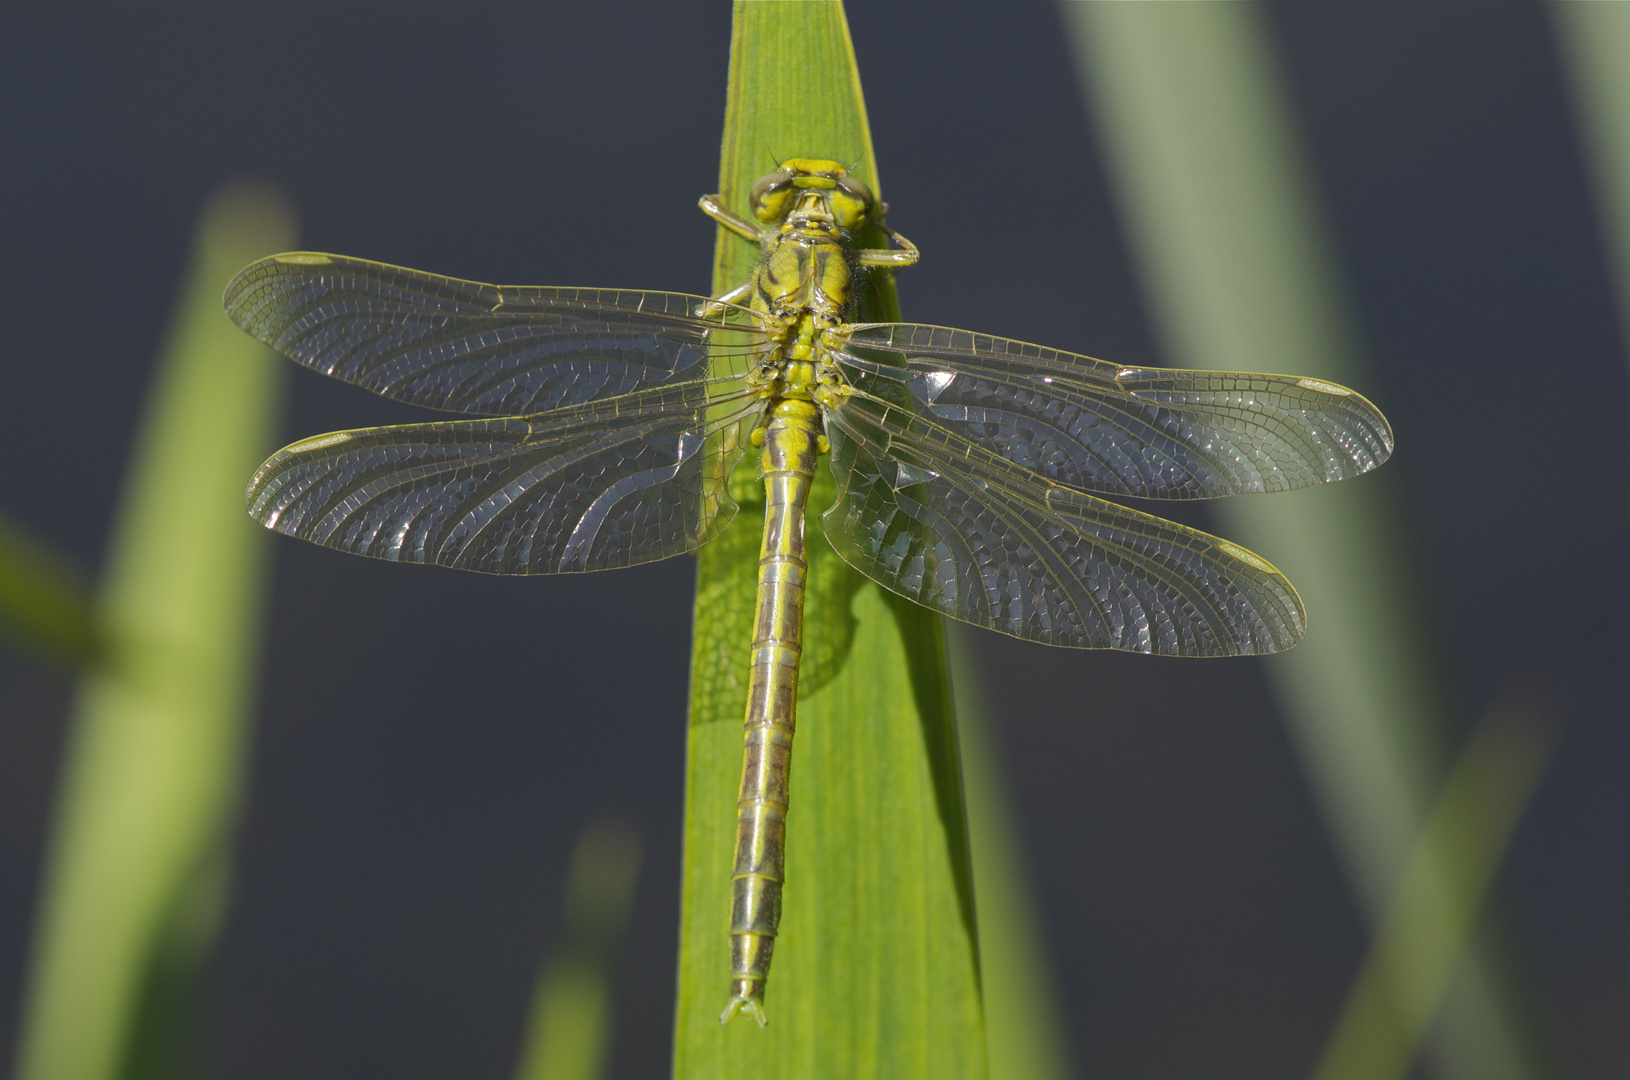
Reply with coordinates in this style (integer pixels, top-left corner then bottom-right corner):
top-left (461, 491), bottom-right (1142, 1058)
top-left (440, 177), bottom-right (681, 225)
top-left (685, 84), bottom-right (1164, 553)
top-left (673, 4), bottom-right (986, 1077)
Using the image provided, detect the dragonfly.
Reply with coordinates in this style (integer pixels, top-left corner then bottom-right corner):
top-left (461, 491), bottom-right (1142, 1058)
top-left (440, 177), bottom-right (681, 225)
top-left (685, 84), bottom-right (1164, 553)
top-left (223, 157), bottom-right (1392, 1027)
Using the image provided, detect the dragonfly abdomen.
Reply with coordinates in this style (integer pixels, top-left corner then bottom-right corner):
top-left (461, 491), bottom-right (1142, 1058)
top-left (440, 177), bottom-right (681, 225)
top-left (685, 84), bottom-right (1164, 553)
top-left (722, 398), bottom-right (821, 1028)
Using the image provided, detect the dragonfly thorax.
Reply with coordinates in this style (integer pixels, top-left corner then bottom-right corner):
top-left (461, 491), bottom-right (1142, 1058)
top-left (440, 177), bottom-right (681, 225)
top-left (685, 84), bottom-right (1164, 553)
top-left (752, 222), bottom-right (860, 321)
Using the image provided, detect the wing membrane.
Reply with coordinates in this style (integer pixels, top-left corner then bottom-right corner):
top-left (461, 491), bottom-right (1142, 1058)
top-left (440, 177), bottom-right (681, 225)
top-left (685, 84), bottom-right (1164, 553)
top-left (247, 381), bottom-right (762, 574)
top-left (822, 391), bottom-right (1304, 655)
top-left (837, 324), bottom-right (1392, 499)
top-left (224, 253), bottom-right (769, 415)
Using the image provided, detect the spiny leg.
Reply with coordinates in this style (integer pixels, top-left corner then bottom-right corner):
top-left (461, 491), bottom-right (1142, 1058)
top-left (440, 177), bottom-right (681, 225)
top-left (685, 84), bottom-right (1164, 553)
top-left (856, 223), bottom-right (920, 268)
top-left (695, 279), bottom-right (754, 320)
top-left (699, 194), bottom-right (767, 243)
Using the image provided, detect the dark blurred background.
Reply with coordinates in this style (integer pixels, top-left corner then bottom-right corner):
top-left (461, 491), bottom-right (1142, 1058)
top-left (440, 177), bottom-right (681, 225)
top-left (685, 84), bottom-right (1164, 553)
top-left (0, 4), bottom-right (1624, 1079)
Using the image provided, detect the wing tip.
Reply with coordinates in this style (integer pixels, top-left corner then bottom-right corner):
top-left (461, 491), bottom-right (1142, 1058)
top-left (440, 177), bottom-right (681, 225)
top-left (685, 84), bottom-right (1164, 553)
top-left (222, 251), bottom-right (341, 336)
top-left (1209, 538), bottom-right (1307, 658)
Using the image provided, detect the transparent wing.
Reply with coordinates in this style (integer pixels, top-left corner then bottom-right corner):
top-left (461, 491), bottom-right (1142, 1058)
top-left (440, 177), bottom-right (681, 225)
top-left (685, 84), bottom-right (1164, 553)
top-left (247, 381), bottom-right (762, 574)
top-left (836, 324), bottom-right (1392, 499)
top-left (822, 390), bottom-right (1304, 656)
top-left (224, 253), bottom-right (769, 415)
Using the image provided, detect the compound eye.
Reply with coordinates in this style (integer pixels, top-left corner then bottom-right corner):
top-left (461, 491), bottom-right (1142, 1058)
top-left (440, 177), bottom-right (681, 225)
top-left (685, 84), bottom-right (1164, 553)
top-left (750, 172), bottom-right (796, 224)
top-left (829, 177), bottom-right (874, 228)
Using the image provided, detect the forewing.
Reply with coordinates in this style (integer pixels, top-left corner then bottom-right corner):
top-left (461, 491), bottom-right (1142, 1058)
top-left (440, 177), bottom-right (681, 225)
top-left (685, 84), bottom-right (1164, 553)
top-left (247, 382), bottom-right (762, 574)
top-left (822, 392), bottom-right (1304, 656)
top-left (838, 324), bottom-right (1392, 498)
top-left (225, 253), bottom-right (767, 415)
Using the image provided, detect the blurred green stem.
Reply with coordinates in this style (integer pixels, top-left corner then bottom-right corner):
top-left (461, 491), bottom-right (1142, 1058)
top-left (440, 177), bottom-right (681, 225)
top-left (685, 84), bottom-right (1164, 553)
top-left (0, 515), bottom-right (98, 667)
top-left (1061, 4), bottom-right (1541, 1078)
top-left (1313, 688), bottom-right (1558, 1080)
top-left (1554, 1), bottom-right (1630, 376)
top-left (513, 818), bottom-right (643, 1080)
top-left (12, 183), bottom-right (297, 1080)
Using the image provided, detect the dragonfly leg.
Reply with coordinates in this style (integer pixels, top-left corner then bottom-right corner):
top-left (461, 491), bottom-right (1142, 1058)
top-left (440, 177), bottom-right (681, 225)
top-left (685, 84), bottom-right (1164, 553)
top-left (856, 223), bottom-right (919, 268)
top-left (699, 194), bottom-right (767, 243)
top-left (695, 280), bottom-right (754, 319)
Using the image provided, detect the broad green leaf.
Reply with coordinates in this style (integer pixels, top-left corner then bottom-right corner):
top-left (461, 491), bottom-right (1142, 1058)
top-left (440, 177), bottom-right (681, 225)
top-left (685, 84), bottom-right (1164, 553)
top-left (672, 4), bottom-right (987, 1078)
top-left (1062, 4), bottom-right (1543, 1077)
top-left (13, 183), bottom-right (297, 1080)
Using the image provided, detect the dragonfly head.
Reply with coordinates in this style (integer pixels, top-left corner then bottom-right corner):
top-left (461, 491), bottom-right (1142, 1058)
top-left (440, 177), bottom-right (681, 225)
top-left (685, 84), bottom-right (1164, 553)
top-left (750, 159), bottom-right (875, 230)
